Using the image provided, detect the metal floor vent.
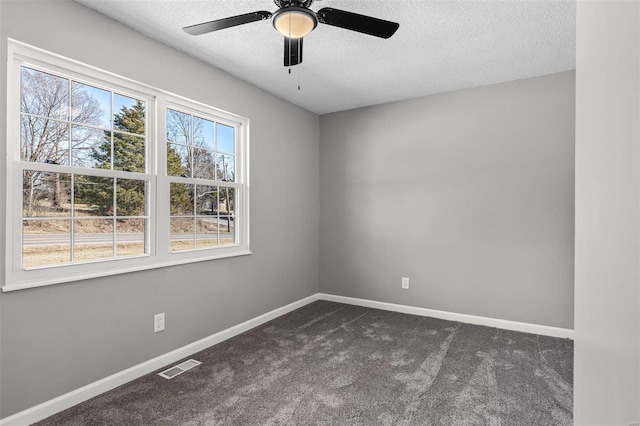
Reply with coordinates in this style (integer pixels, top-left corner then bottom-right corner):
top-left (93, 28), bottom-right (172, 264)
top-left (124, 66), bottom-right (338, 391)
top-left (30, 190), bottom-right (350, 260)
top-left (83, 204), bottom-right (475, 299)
top-left (158, 359), bottom-right (201, 379)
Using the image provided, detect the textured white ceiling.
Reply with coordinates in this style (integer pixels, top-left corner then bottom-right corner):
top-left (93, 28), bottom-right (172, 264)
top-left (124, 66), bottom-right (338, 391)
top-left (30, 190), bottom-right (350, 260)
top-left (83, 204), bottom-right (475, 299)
top-left (76, 0), bottom-right (576, 114)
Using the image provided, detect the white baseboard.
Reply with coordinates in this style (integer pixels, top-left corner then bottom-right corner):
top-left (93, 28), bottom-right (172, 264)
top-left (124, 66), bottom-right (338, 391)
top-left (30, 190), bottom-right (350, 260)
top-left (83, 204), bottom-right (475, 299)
top-left (1, 291), bottom-right (573, 426)
top-left (318, 293), bottom-right (574, 340)
top-left (0, 294), bottom-right (320, 426)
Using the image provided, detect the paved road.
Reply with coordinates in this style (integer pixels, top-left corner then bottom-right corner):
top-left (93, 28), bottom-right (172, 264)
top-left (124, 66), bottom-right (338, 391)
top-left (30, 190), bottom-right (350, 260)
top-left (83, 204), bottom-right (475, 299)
top-left (23, 232), bottom-right (234, 245)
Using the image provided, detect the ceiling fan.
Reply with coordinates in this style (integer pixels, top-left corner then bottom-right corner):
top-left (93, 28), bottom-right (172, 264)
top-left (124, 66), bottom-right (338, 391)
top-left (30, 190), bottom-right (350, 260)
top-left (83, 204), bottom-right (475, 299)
top-left (183, 0), bottom-right (400, 67)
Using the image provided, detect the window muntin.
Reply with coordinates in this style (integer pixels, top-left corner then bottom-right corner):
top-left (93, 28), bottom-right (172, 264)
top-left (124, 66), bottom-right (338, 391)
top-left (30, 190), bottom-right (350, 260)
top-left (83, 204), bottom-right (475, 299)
top-left (5, 40), bottom-right (250, 291)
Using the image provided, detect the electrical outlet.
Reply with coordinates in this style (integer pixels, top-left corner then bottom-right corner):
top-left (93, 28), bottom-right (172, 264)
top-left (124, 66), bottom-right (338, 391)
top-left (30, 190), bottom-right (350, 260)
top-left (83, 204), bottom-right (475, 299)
top-left (401, 277), bottom-right (410, 290)
top-left (154, 313), bottom-right (165, 333)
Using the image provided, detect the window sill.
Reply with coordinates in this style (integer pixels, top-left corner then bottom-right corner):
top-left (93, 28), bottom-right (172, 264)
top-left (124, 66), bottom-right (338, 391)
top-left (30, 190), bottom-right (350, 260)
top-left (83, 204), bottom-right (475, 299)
top-left (1, 248), bottom-right (252, 292)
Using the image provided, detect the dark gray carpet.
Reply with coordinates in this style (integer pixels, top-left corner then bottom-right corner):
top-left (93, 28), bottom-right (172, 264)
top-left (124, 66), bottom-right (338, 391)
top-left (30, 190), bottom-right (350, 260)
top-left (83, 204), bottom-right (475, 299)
top-left (35, 301), bottom-right (573, 425)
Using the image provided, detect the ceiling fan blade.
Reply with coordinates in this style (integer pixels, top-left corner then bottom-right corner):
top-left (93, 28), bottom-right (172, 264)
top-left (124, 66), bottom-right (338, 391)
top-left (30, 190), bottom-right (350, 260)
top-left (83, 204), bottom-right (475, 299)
top-left (284, 36), bottom-right (303, 67)
top-left (183, 11), bottom-right (272, 36)
top-left (316, 7), bottom-right (399, 39)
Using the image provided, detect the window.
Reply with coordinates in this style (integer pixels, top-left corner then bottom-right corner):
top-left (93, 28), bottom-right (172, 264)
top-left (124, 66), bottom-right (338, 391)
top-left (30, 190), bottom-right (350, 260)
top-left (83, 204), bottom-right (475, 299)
top-left (166, 109), bottom-right (237, 251)
top-left (19, 67), bottom-right (150, 269)
top-left (4, 40), bottom-right (250, 291)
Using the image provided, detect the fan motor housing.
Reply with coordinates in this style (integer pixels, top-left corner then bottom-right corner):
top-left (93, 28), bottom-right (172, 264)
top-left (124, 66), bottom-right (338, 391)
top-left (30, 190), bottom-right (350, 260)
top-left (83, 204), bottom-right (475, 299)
top-left (274, 0), bottom-right (314, 8)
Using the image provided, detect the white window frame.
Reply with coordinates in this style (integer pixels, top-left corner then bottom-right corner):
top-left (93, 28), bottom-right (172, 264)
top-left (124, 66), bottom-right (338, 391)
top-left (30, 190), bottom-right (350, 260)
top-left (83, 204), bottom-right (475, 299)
top-left (3, 40), bottom-right (250, 292)
top-left (156, 98), bottom-right (250, 265)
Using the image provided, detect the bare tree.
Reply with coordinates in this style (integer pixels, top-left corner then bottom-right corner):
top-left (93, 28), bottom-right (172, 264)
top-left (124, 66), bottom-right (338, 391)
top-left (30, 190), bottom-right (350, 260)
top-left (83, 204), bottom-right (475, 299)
top-left (167, 110), bottom-right (219, 219)
top-left (166, 109), bottom-right (217, 179)
top-left (20, 67), bottom-right (103, 215)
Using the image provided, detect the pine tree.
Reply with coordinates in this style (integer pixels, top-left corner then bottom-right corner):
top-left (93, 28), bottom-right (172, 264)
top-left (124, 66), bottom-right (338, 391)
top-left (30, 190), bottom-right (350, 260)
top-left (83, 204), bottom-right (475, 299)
top-left (79, 102), bottom-right (191, 216)
top-left (113, 101), bottom-right (145, 216)
top-left (168, 145), bottom-right (193, 216)
top-left (89, 101), bottom-right (145, 174)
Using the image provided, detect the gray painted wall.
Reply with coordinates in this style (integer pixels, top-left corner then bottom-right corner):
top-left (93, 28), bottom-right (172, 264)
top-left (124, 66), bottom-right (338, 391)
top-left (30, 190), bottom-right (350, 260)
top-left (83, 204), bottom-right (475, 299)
top-left (319, 71), bottom-right (575, 329)
top-left (574, 1), bottom-right (640, 424)
top-left (0, 1), bottom-right (319, 418)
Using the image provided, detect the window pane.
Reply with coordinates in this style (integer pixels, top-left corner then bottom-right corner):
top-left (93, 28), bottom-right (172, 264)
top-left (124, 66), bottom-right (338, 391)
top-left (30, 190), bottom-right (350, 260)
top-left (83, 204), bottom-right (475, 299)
top-left (196, 217), bottom-right (218, 248)
top-left (218, 216), bottom-right (235, 245)
top-left (116, 218), bottom-right (146, 257)
top-left (116, 178), bottom-right (145, 216)
top-left (194, 116), bottom-right (214, 150)
top-left (170, 183), bottom-right (194, 215)
top-left (219, 187), bottom-right (235, 215)
top-left (114, 94), bottom-right (145, 136)
top-left (113, 133), bottom-right (145, 172)
top-left (167, 109), bottom-right (191, 145)
top-left (21, 67), bottom-right (69, 120)
top-left (20, 116), bottom-right (70, 164)
top-left (22, 219), bottom-right (71, 268)
top-left (216, 154), bottom-right (235, 182)
top-left (72, 125), bottom-right (110, 169)
top-left (216, 123), bottom-right (234, 154)
top-left (167, 143), bottom-right (190, 177)
top-left (23, 171), bottom-right (71, 217)
top-left (196, 185), bottom-right (217, 216)
top-left (73, 219), bottom-right (114, 261)
top-left (71, 82), bottom-right (111, 129)
top-left (74, 176), bottom-right (114, 217)
top-left (194, 148), bottom-right (215, 180)
top-left (170, 217), bottom-right (194, 251)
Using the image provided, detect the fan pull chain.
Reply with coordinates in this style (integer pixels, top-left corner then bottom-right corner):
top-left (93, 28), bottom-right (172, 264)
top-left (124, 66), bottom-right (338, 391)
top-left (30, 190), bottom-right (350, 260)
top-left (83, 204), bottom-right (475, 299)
top-left (298, 65), bottom-right (301, 91)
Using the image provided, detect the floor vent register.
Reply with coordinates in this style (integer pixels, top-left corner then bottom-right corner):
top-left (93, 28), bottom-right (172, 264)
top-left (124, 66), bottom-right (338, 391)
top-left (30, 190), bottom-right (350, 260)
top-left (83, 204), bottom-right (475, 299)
top-left (158, 359), bottom-right (202, 379)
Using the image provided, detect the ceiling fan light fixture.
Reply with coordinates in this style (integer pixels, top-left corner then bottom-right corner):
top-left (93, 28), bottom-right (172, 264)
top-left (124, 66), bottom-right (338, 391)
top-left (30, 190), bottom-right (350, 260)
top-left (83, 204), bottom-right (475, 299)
top-left (273, 7), bottom-right (317, 38)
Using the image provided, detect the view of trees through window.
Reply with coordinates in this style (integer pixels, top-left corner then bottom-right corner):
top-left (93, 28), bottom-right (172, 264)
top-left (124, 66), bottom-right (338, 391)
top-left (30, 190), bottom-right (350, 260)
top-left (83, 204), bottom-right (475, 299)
top-left (166, 109), bottom-right (237, 251)
top-left (6, 44), bottom-right (249, 288)
top-left (20, 66), bottom-right (148, 268)
top-left (18, 66), bottom-right (239, 269)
